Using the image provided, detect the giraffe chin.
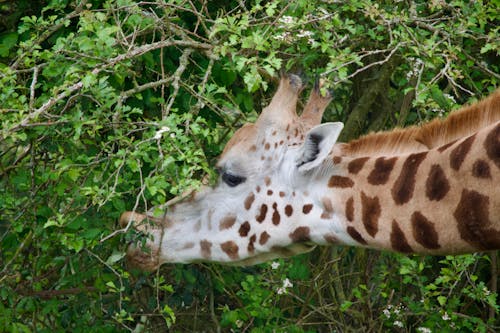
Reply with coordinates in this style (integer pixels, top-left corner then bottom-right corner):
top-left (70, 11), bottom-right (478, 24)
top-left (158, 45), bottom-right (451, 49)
top-left (126, 244), bottom-right (161, 272)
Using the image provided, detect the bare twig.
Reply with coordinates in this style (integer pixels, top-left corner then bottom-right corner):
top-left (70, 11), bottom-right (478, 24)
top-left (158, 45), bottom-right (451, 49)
top-left (29, 66), bottom-right (39, 110)
top-left (163, 48), bottom-right (193, 118)
top-left (121, 76), bottom-right (175, 101)
top-left (329, 44), bottom-right (402, 85)
top-left (462, 51), bottom-right (500, 80)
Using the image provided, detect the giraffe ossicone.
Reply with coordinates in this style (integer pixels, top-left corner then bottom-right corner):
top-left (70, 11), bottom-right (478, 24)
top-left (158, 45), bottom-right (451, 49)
top-left (120, 74), bottom-right (500, 271)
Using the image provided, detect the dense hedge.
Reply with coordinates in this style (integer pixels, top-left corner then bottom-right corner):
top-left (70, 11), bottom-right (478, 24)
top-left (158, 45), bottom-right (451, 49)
top-left (1, 0), bottom-right (499, 332)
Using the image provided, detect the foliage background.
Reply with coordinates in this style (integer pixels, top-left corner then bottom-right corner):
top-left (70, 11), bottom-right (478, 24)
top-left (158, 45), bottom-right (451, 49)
top-left (1, 0), bottom-right (499, 332)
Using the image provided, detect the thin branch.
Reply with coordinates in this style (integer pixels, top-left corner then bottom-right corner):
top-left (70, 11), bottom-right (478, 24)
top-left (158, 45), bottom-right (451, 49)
top-left (0, 230), bottom-right (33, 278)
top-left (29, 66), bottom-right (39, 111)
top-left (331, 44), bottom-right (402, 85)
top-left (121, 76), bottom-right (174, 101)
top-left (7, 39), bottom-right (212, 135)
top-left (163, 48), bottom-right (193, 118)
top-left (18, 287), bottom-right (99, 299)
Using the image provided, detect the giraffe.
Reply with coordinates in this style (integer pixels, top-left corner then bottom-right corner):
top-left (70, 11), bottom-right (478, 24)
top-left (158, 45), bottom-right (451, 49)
top-left (119, 74), bottom-right (500, 271)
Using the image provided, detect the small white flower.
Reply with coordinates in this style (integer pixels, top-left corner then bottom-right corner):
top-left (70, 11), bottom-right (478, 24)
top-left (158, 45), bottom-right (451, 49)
top-left (417, 328), bottom-right (432, 333)
top-left (442, 312), bottom-right (450, 321)
top-left (153, 126), bottom-right (171, 140)
top-left (431, 108), bottom-right (444, 115)
top-left (297, 30), bottom-right (313, 38)
top-left (279, 15), bottom-right (295, 25)
top-left (394, 320), bottom-right (404, 328)
top-left (273, 32), bottom-right (287, 41)
top-left (444, 93), bottom-right (456, 103)
top-left (271, 261), bottom-right (280, 269)
top-left (383, 309), bottom-right (391, 318)
top-left (169, 132), bottom-right (175, 138)
top-left (283, 278), bottom-right (293, 288)
top-left (277, 278), bottom-right (293, 294)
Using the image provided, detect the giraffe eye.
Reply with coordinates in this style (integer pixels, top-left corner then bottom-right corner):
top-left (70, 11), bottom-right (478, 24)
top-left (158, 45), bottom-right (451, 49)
top-left (221, 172), bottom-right (246, 187)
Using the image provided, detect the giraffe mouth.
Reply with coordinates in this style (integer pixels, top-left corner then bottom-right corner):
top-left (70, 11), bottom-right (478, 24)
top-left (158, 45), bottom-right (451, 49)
top-left (119, 211), bottom-right (167, 271)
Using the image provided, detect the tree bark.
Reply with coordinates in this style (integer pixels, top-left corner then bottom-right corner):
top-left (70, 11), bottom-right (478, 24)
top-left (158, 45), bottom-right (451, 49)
top-left (339, 57), bottom-right (398, 142)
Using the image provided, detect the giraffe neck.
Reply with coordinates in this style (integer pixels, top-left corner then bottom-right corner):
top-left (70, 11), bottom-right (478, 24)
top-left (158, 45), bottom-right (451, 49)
top-left (314, 120), bottom-right (500, 255)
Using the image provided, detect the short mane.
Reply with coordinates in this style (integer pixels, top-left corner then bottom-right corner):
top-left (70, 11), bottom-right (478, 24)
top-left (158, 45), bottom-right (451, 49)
top-left (343, 89), bottom-right (500, 156)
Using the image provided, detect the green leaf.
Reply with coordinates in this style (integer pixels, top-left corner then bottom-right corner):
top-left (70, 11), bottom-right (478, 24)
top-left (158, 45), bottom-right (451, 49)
top-left (437, 295), bottom-right (447, 306)
top-left (0, 32), bottom-right (18, 57)
top-left (106, 251), bottom-right (126, 265)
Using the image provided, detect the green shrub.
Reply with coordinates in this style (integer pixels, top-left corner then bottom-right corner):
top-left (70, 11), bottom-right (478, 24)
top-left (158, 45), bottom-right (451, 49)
top-left (1, 0), bottom-right (498, 331)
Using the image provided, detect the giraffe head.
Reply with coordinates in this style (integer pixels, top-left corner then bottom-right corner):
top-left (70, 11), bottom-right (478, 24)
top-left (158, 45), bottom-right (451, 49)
top-left (120, 74), bottom-right (345, 270)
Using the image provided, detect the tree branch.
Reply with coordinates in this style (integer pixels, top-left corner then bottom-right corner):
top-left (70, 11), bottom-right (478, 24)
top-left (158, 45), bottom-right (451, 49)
top-left (6, 39), bottom-right (212, 136)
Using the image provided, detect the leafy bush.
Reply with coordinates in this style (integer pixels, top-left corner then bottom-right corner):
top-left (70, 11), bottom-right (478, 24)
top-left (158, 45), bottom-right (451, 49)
top-left (1, 0), bottom-right (499, 331)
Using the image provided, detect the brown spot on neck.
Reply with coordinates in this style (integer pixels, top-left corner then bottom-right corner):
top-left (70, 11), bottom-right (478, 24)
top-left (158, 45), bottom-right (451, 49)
top-left (324, 234), bottom-right (338, 244)
top-left (200, 240), bottom-right (212, 259)
top-left (333, 156), bottom-right (342, 164)
top-left (248, 234), bottom-right (257, 253)
top-left (472, 159), bottom-right (492, 179)
top-left (450, 134), bottom-right (475, 170)
top-left (346, 226), bottom-right (367, 245)
top-left (392, 151), bottom-right (428, 205)
top-left (284, 205), bottom-right (293, 217)
top-left (390, 220), bottom-right (413, 253)
top-left (348, 157), bottom-right (370, 174)
top-left (244, 193), bottom-right (255, 210)
top-left (221, 241), bottom-right (239, 260)
top-left (360, 192), bottom-right (381, 237)
top-left (454, 189), bottom-right (500, 250)
top-left (259, 231), bottom-right (270, 245)
top-left (328, 175), bottom-right (354, 188)
top-left (425, 164), bottom-right (450, 201)
top-left (302, 204), bottom-right (313, 214)
top-left (289, 226), bottom-right (311, 242)
top-left (345, 197), bottom-right (354, 222)
top-left (411, 211), bottom-right (440, 250)
top-left (239, 221), bottom-right (251, 237)
top-left (256, 204), bottom-right (268, 223)
top-left (219, 215), bottom-right (237, 230)
top-left (367, 156), bottom-right (398, 185)
top-left (272, 203), bottom-right (280, 225)
top-left (484, 123), bottom-right (500, 168)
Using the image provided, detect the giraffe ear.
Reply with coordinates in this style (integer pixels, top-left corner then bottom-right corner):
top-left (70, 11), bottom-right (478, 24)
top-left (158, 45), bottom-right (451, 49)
top-left (296, 122), bottom-right (344, 172)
